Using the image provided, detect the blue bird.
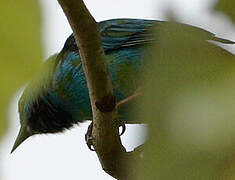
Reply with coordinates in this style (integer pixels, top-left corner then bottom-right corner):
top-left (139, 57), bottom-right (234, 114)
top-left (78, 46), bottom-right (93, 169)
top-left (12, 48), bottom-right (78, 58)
top-left (11, 18), bottom-right (234, 153)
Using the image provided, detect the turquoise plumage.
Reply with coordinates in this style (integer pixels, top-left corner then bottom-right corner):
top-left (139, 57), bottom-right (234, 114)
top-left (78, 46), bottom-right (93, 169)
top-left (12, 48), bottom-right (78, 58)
top-left (12, 18), bottom-right (234, 152)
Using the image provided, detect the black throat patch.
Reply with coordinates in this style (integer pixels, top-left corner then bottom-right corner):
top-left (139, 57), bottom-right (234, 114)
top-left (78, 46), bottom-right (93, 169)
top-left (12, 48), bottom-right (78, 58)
top-left (28, 96), bottom-right (77, 134)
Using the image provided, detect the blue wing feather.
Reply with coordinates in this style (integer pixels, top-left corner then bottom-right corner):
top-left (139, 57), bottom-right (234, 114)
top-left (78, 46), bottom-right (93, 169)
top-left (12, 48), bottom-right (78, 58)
top-left (99, 18), bottom-right (159, 51)
top-left (20, 18), bottom-right (235, 126)
top-left (49, 18), bottom-right (235, 123)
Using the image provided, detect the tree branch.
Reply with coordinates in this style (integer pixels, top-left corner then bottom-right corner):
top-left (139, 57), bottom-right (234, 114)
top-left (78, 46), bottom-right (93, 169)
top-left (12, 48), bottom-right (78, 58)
top-left (57, 0), bottom-right (136, 179)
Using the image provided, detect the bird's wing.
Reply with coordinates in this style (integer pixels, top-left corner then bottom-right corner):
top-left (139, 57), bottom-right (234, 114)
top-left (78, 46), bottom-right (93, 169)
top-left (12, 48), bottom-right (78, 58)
top-left (59, 18), bottom-right (159, 55)
top-left (60, 18), bottom-right (234, 55)
top-left (99, 18), bottom-right (159, 52)
top-left (99, 19), bottom-right (234, 52)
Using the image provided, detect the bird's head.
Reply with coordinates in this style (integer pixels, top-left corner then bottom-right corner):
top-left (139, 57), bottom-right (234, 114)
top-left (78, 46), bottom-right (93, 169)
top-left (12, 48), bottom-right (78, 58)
top-left (11, 55), bottom-right (76, 153)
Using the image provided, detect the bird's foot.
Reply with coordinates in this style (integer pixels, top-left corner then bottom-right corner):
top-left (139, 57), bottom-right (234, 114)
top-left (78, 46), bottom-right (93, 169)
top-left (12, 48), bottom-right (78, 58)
top-left (85, 122), bottom-right (95, 151)
top-left (85, 120), bottom-right (126, 151)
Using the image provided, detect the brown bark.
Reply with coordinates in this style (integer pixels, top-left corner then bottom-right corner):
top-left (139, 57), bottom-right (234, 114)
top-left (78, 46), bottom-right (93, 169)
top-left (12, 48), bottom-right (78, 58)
top-left (57, 0), bottom-right (138, 179)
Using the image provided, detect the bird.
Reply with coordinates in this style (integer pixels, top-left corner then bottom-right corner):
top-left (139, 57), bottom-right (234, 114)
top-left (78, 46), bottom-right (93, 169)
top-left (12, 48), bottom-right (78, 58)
top-left (11, 18), bottom-right (234, 153)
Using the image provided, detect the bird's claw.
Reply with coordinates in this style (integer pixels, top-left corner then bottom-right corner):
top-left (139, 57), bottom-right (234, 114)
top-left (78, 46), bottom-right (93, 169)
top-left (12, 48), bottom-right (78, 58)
top-left (85, 122), bottom-right (95, 151)
top-left (118, 119), bottom-right (126, 136)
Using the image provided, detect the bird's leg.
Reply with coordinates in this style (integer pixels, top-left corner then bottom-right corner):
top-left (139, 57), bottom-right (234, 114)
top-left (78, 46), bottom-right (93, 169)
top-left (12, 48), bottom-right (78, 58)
top-left (85, 88), bottom-right (141, 151)
top-left (85, 122), bottom-right (95, 151)
top-left (116, 88), bottom-right (142, 136)
top-left (116, 88), bottom-right (142, 108)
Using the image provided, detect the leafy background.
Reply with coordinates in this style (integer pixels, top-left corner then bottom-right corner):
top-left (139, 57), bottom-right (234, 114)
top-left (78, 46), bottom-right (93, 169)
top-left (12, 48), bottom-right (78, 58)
top-left (0, 0), bottom-right (235, 179)
top-left (216, 0), bottom-right (235, 23)
top-left (137, 0), bottom-right (235, 179)
top-left (0, 0), bottom-right (41, 176)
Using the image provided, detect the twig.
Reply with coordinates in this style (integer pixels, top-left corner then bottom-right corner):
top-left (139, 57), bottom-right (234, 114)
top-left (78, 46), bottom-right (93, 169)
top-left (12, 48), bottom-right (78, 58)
top-left (117, 88), bottom-right (142, 108)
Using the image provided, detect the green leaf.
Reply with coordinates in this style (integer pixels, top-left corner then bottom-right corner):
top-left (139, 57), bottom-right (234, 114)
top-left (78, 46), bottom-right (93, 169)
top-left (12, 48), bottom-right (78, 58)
top-left (0, 0), bottom-right (41, 141)
top-left (215, 0), bottom-right (235, 23)
top-left (136, 21), bottom-right (235, 179)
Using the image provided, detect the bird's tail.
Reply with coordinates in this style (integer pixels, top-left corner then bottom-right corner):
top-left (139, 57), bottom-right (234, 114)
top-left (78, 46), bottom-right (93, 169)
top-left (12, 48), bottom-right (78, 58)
top-left (212, 36), bottom-right (235, 44)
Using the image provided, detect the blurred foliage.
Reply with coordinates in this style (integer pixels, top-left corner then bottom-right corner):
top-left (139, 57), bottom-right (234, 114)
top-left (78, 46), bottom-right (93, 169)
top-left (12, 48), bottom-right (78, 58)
top-left (0, 1), bottom-right (41, 141)
top-left (215, 0), bottom-right (235, 23)
top-left (1, 0), bottom-right (234, 179)
top-left (135, 10), bottom-right (235, 180)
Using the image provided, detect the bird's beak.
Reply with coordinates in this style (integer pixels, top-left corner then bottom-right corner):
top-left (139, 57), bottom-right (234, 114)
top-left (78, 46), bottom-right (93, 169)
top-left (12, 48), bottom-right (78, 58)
top-left (11, 125), bottom-right (31, 153)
